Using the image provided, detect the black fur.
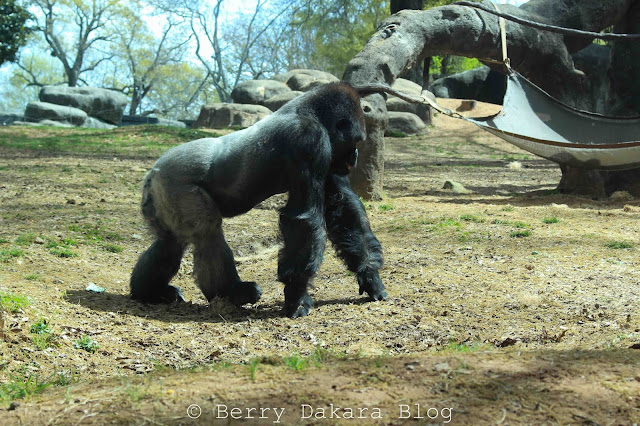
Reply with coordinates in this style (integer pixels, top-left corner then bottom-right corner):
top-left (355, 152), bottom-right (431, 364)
top-left (130, 82), bottom-right (386, 317)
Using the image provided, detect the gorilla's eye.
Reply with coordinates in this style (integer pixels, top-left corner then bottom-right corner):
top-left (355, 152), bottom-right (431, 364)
top-left (336, 119), bottom-right (350, 131)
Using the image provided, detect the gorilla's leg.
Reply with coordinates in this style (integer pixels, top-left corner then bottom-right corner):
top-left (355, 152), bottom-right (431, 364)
top-left (130, 233), bottom-right (186, 303)
top-left (193, 229), bottom-right (262, 306)
top-left (324, 174), bottom-right (386, 301)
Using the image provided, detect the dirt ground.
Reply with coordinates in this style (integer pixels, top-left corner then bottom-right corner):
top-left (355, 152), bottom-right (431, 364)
top-left (0, 100), bottom-right (639, 424)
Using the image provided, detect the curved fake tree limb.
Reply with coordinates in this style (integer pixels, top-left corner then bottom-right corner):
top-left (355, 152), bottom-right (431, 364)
top-left (343, 0), bottom-right (635, 199)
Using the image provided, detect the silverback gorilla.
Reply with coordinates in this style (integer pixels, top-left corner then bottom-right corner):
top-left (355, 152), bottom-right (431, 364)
top-left (130, 82), bottom-right (386, 318)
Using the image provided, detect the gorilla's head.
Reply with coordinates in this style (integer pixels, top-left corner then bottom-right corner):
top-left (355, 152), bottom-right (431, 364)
top-left (309, 82), bottom-right (366, 176)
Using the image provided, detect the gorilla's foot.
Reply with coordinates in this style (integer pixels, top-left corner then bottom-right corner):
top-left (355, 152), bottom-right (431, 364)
top-left (131, 284), bottom-right (186, 304)
top-left (358, 268), bottom-right (387, 301)
top-left (229, 281), bottom-right (262, 306)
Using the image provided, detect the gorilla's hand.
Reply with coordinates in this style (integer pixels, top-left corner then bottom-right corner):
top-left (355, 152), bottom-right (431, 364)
top-left (358, 268), bottom-right (387, 301)
top-left (283, 284), bottom-right (313, 318)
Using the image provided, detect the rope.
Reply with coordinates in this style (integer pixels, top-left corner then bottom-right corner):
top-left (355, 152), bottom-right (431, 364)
top-left (454, 0), bottom-right (640, 41)
top-left (355, 84), bottom-right (465, 119)
top-left (492, 2), bottom-right (512, 72)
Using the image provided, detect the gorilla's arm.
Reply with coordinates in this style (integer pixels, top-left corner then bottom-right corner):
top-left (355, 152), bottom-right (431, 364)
top-left (277, 121), bottom-right (332, 318)
top-left (324, 174), bottom-right (386, 301)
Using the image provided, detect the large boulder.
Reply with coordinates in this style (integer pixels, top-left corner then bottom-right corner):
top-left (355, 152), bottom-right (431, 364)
top-left (231, 80), bottom-right (291, 105)
top-left (39, 86), bottom-right (128, 124)
top-left (385, 111), bottom-right (427, 136)
top-left (387, 97), bottom-right (432, 124)
top-left (272, 69), bottom-right (339, 92)
top-left (263, 91), bottom-right (303, 111)
top-left (431, 66), bottom-right (506, 105)
top-left (392, 78), bottom-right (423, 96)
top-left (387, 78), bottom-right (433, 124)
top-left (13, 119), bottom-right (74, 128)
top-left (82, 117), bottom-right (117, 129)
top-left (25, 101), bottom-right (87, 126)
top-left (194, 103), bottom-right (272, 129)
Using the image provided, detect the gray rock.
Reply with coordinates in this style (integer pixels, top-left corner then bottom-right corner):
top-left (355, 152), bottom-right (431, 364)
top-left (387, 97), bottom-right (432, 124)
top-left (39, 86), bottom-right (129, 124)
top-left (152, 117), bottom-right (187, 128)
top-left (263, 91), bottom-right (303, 111)
top-left (443, 180), bottom-right (472, 194)
top-left (82, 116), bottom-right (117, 129)
top-left (286, 72), bottom-right (339, 92)
top-left (385, 111), bottom-right (427, 135)
top-left (120, 115), bottom-right (188, 127)
top-left (194, 103), bottom-right (272, 129)
top-left (392, 78), bottom-right (423, 96)
top-left (272, 69), bottom-right (339, 89)
top-left (13, 119), bottom-right (75, 128)
top-left (431, 66), bottom-right (506, 105)
top-left (231, 80), bottom-right (291, 105)
top-left (25, 101), bottom-right (87, 126)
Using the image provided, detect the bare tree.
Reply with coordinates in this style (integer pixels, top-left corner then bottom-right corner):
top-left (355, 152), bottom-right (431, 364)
top-left (31, 0), bottom-right (126, 87)
top-left (161, 0), bottom-right (294, 102)
top-left (113, 12), bottom-right (191, 115)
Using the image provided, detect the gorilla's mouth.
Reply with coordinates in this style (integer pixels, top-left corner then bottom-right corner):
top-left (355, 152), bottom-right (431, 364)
top-left (346, 148), bottom-right (358, 170)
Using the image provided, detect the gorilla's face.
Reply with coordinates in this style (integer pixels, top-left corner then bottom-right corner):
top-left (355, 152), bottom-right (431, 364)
top-left (330, 109), bottom-right (366, 176)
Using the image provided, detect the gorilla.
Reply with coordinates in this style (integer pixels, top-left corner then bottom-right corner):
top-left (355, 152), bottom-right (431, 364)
top-left (130, 82), bottom-right (387, 318)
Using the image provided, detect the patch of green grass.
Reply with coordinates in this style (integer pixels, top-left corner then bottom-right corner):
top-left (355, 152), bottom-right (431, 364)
top-left (102, 243), bottom-right (123, 253)
top-left (0, 237), bottom-right (8, 244)
top-left (457, 232), bottom-right (486, 243)
top-left (0, 292), bottom-right (30, 312)
top-left (284, 353), bottom-right (309, 371)
top-left (605, 241), bottom-right (634, 249)
top-left (30, 318), bottom-right (51, 335)
top-left (25, 273), bottom-right (41, 281)
top-left (68, 224), bottom-right (124, 243)
top-left (62, 238), bottom-right (78, 246)
top-left (0, 248), bottom-right (24, 262)
top-left (74, 335), bottom-right (99, 353)
top-left (49, 247), bottom-right (78, 258)
top-left (247, 359), bottom-right (261, 381)
top-left (378, 204), bottom-right (394, 212)
top-left (0, 126), bottom-right (216, 157)
top-left (122, 382), bottom-right (150, 403)
top-left (310, 345), bottom-right (332, 366)
top-left (0, 371), bottom-right (72, 402)
top-left (510, 230), bottom-right (531, 238)
top-left (440, 340), bottom-right (487, 353)
top-left (436, 218), bottom-right (462, 230)
top-left (501, 205), bottom-right (515, 212)
top-left (512, 221), bottom-right (529, 229)
top-left (542, 217), bottom-right (559, 224)
top-left (459, 214), bottom-right (485, 223)
top-left (491, 219), bottom-right (509, 225)
top-left (15, 233), bottom-right (38, 246)
top-left (386, 130), bottom-right (407, 138)
top-left (31, 333), bottom-right (56, 350)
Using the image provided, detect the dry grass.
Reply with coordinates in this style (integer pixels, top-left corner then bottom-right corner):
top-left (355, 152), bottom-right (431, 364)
top-left (0, 104), bottom-right (639, 424)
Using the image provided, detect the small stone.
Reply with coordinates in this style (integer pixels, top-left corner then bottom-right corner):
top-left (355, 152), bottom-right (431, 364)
top-left (443, 180), bottom-right (472, 194)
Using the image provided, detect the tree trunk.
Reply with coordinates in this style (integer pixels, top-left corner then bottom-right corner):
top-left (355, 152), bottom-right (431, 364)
top-left (344, 0), bottom-right (638, 200)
